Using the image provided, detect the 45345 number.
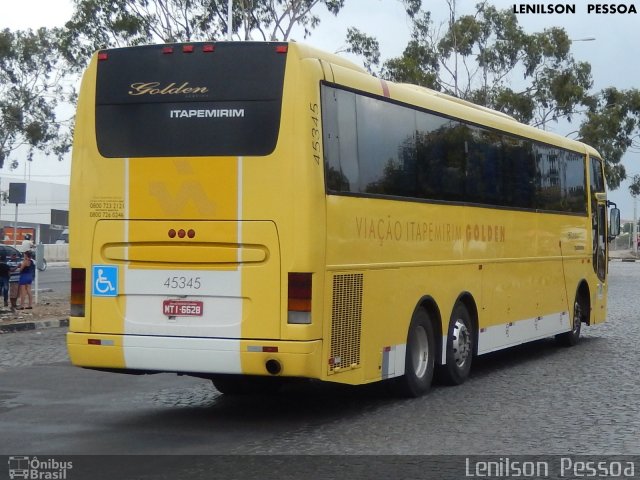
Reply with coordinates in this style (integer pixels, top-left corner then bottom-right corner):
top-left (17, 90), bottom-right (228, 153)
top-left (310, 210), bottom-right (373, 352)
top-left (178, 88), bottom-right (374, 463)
top-left (163, 276), bottom-right (202, 290)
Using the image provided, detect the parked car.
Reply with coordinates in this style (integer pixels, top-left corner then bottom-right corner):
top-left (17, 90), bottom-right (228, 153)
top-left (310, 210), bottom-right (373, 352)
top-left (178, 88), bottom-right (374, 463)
top-left (56, 228), bottom-right (69, 244)
top-left (0, 244), bottom-right (23, 262)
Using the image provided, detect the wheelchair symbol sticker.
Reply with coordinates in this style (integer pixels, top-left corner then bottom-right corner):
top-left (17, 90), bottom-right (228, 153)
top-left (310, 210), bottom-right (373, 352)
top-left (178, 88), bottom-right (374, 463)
top-left (92, 265), bottom-right (118, 297)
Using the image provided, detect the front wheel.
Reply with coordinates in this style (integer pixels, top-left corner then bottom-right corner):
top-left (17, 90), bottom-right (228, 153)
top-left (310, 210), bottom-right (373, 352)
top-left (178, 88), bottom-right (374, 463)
top-left (437, 302), bottom-right (474, 385)
top-left (37, 258), bottom-right (47, 272)
top-left (392, 308), bottom-right (435, 398)
top-left (556, 294), bottom-right (585, 347)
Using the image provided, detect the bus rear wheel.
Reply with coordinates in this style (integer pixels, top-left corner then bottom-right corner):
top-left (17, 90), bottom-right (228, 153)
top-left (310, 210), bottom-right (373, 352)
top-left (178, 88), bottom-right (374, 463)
top-left (392, 308), bottom-right (435, 397)
top-left (437, 302), bottom-right (474, 385)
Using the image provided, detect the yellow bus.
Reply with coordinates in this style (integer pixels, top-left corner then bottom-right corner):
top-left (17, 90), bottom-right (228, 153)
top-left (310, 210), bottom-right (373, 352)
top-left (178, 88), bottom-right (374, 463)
top-left (67, 41), bottom-right (620, 397)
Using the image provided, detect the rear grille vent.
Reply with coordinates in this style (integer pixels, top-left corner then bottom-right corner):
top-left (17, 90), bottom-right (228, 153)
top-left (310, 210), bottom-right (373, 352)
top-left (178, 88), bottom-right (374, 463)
top-left (329, 273), bottom-right (363, 373)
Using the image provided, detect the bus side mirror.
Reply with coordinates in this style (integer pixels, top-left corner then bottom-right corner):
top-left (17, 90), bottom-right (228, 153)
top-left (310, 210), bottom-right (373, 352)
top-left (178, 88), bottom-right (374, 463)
top-left (609, 207), bottom-right (621, 239)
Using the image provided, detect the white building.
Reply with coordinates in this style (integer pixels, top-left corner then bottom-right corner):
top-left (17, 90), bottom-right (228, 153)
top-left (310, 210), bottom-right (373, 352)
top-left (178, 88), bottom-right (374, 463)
top-left (0, 179), bottom-right (69, 244)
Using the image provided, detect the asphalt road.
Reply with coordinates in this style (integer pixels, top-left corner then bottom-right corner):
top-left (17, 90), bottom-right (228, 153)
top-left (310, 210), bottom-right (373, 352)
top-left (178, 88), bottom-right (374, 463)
top-left (35, 263), bottom-right (70, 295)
top-left (0, 261), bottom-right (638, 474)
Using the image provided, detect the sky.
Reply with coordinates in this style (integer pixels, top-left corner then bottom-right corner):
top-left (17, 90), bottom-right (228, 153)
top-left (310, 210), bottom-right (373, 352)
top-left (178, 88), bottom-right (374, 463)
top-left (2, 0), bottom-right (640, 217)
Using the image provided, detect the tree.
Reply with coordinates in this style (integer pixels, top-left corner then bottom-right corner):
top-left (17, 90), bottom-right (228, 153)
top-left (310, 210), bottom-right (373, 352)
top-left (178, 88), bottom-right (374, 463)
top-left (62, 0), bottom-right (346, 70)
top-left (578, 88), bottom-right (640, 190)
top-left (0, 28), bottom-right (73, 170)
top-left (347, 1), bottom-right (592, 129)
top-left (344, 1), bottom-right (640, 191)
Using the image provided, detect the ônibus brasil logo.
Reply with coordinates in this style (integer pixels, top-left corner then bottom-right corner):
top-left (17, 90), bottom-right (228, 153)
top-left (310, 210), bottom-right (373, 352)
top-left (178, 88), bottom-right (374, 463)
top-left (8, 456), bottom-right (73, 480)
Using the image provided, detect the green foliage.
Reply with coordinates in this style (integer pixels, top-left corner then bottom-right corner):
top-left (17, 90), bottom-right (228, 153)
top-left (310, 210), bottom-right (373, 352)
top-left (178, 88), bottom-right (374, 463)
top-left (578, 88), bottom-right (640, 190)
top-left (0, 28), bottom-right (72, 169)
top-left (631, 175), bottom-right (640, 198)
top-left (360, 3), bottom-right (593, 129)
top-left (344, 28), bottom-right (380, 73)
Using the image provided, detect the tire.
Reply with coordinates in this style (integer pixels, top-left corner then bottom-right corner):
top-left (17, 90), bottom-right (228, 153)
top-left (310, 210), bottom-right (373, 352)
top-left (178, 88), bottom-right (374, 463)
top-left (556, 293), bottom-right (585, 347)
top-left (211, 375), bottom-right (282, 395)
top-left (38, 258), bottom-right (47, 272)
top-left (437, 302), bottom-right (474, 385)
top-left (392, 308), bottom-right (435, 397)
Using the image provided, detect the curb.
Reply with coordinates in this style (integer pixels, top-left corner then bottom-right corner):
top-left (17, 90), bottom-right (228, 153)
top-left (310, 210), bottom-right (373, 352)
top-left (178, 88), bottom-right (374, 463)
top-left (0, 318), bottom-right (69, 334)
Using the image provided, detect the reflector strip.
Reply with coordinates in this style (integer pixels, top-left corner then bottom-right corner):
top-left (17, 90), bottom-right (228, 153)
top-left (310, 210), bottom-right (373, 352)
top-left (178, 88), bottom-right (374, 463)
top-left (88, 339), bottom-right (115, 346)
top-left (247, 346), bottom-right (279, 353)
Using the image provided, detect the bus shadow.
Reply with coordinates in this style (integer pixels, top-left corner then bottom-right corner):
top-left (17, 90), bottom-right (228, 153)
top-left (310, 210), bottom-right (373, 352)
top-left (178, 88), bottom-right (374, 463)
top-left (113, 377), bottom-right (402, 446)
top-left (115, 336), bottom-right (603, 436)
top-left (469, 335), bottom-right (601, 380)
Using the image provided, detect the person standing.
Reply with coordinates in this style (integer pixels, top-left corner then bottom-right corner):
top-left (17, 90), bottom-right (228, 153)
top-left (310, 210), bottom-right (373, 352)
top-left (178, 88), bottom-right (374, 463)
top-left (8, 253), bottom-right (21, 311)
top-left (17, 250), bottom-right (34, 310)
top-left (0, 255), bottom-right (10, 308)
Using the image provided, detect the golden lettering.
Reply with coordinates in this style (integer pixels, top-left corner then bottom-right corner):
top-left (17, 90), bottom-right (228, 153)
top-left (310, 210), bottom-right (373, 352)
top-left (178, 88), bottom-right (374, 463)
top-left (128, 81), bottom-right (209, 96)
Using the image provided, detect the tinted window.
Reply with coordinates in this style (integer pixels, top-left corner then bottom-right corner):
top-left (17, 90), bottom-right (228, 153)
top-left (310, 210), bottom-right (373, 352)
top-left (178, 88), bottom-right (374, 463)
top-left (535, 145), bottom-right (562, 210)
top-left (590, 157), bottom-right (605, 192)
top-left (322, 84), bottom-right (587, 214)
top-left (357, 95), bottom-right (416, 196)
top-left (96, 42), bottom-right (287, 158)
top-left (563, 151), bottom-right (587, 213)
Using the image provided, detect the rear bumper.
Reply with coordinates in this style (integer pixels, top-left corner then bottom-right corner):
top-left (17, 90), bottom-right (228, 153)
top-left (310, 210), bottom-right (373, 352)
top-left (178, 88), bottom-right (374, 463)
top-left (67, 332), bottom-right (323, 378)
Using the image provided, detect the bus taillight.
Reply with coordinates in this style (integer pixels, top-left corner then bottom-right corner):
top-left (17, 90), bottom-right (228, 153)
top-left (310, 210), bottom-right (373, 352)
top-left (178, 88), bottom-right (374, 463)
top-left (71, 268), bottom-right (86, 317)
top-left (288, 273), bottom-right (312, 324)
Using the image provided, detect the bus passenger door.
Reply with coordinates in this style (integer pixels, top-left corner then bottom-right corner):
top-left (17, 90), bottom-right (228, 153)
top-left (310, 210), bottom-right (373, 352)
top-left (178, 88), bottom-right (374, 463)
top-left (593, 202), bottom-right (607, 283)
top-left (590, 156), bottom-right (607, 324)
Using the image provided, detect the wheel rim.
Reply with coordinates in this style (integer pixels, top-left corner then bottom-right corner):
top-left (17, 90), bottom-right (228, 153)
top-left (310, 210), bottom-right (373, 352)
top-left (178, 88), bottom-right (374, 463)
top-left (452, 319), bottom-right (471, 368)
top-left (411, 325), bottom-right (429, 378)
top-left (573, 301), bottom-right (582, 333)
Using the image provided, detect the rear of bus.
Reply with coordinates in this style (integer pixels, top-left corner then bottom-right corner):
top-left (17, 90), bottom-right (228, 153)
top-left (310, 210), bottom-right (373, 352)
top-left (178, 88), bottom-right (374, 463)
top-left (67, 42), bottom-right (328, 386)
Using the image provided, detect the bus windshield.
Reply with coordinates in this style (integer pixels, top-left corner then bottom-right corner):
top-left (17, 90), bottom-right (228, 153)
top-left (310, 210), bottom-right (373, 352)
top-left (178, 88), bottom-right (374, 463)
top-left (95, 42), bottom-right (287, 158)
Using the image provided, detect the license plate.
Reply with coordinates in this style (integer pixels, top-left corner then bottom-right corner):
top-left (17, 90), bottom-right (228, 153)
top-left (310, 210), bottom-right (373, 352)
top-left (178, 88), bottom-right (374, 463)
top-left (163, 300), bottom-right (203, 317)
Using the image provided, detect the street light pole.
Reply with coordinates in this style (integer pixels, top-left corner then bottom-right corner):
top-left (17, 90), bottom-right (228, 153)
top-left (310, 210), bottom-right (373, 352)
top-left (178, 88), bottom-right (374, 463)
top-left (634, 196), bottom-right (638, 256)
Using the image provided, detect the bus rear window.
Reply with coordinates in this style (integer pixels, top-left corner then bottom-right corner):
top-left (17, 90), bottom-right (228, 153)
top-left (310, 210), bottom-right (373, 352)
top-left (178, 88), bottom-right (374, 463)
top-left (95, 42), bottom-right (287, 158)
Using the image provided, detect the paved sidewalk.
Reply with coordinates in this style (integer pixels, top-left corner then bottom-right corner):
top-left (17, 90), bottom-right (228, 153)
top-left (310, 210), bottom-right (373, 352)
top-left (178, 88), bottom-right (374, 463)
top-left (0, 291), bottom-right (70, 335)
top-left (0, 315), bottom-right (69, 334)
top-left (610, 249), bottom-right (638, 261)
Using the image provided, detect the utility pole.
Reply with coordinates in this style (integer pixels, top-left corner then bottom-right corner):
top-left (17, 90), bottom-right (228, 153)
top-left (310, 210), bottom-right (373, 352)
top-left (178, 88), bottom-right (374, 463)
top-left (634, 195), bottom-right (638, 256)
